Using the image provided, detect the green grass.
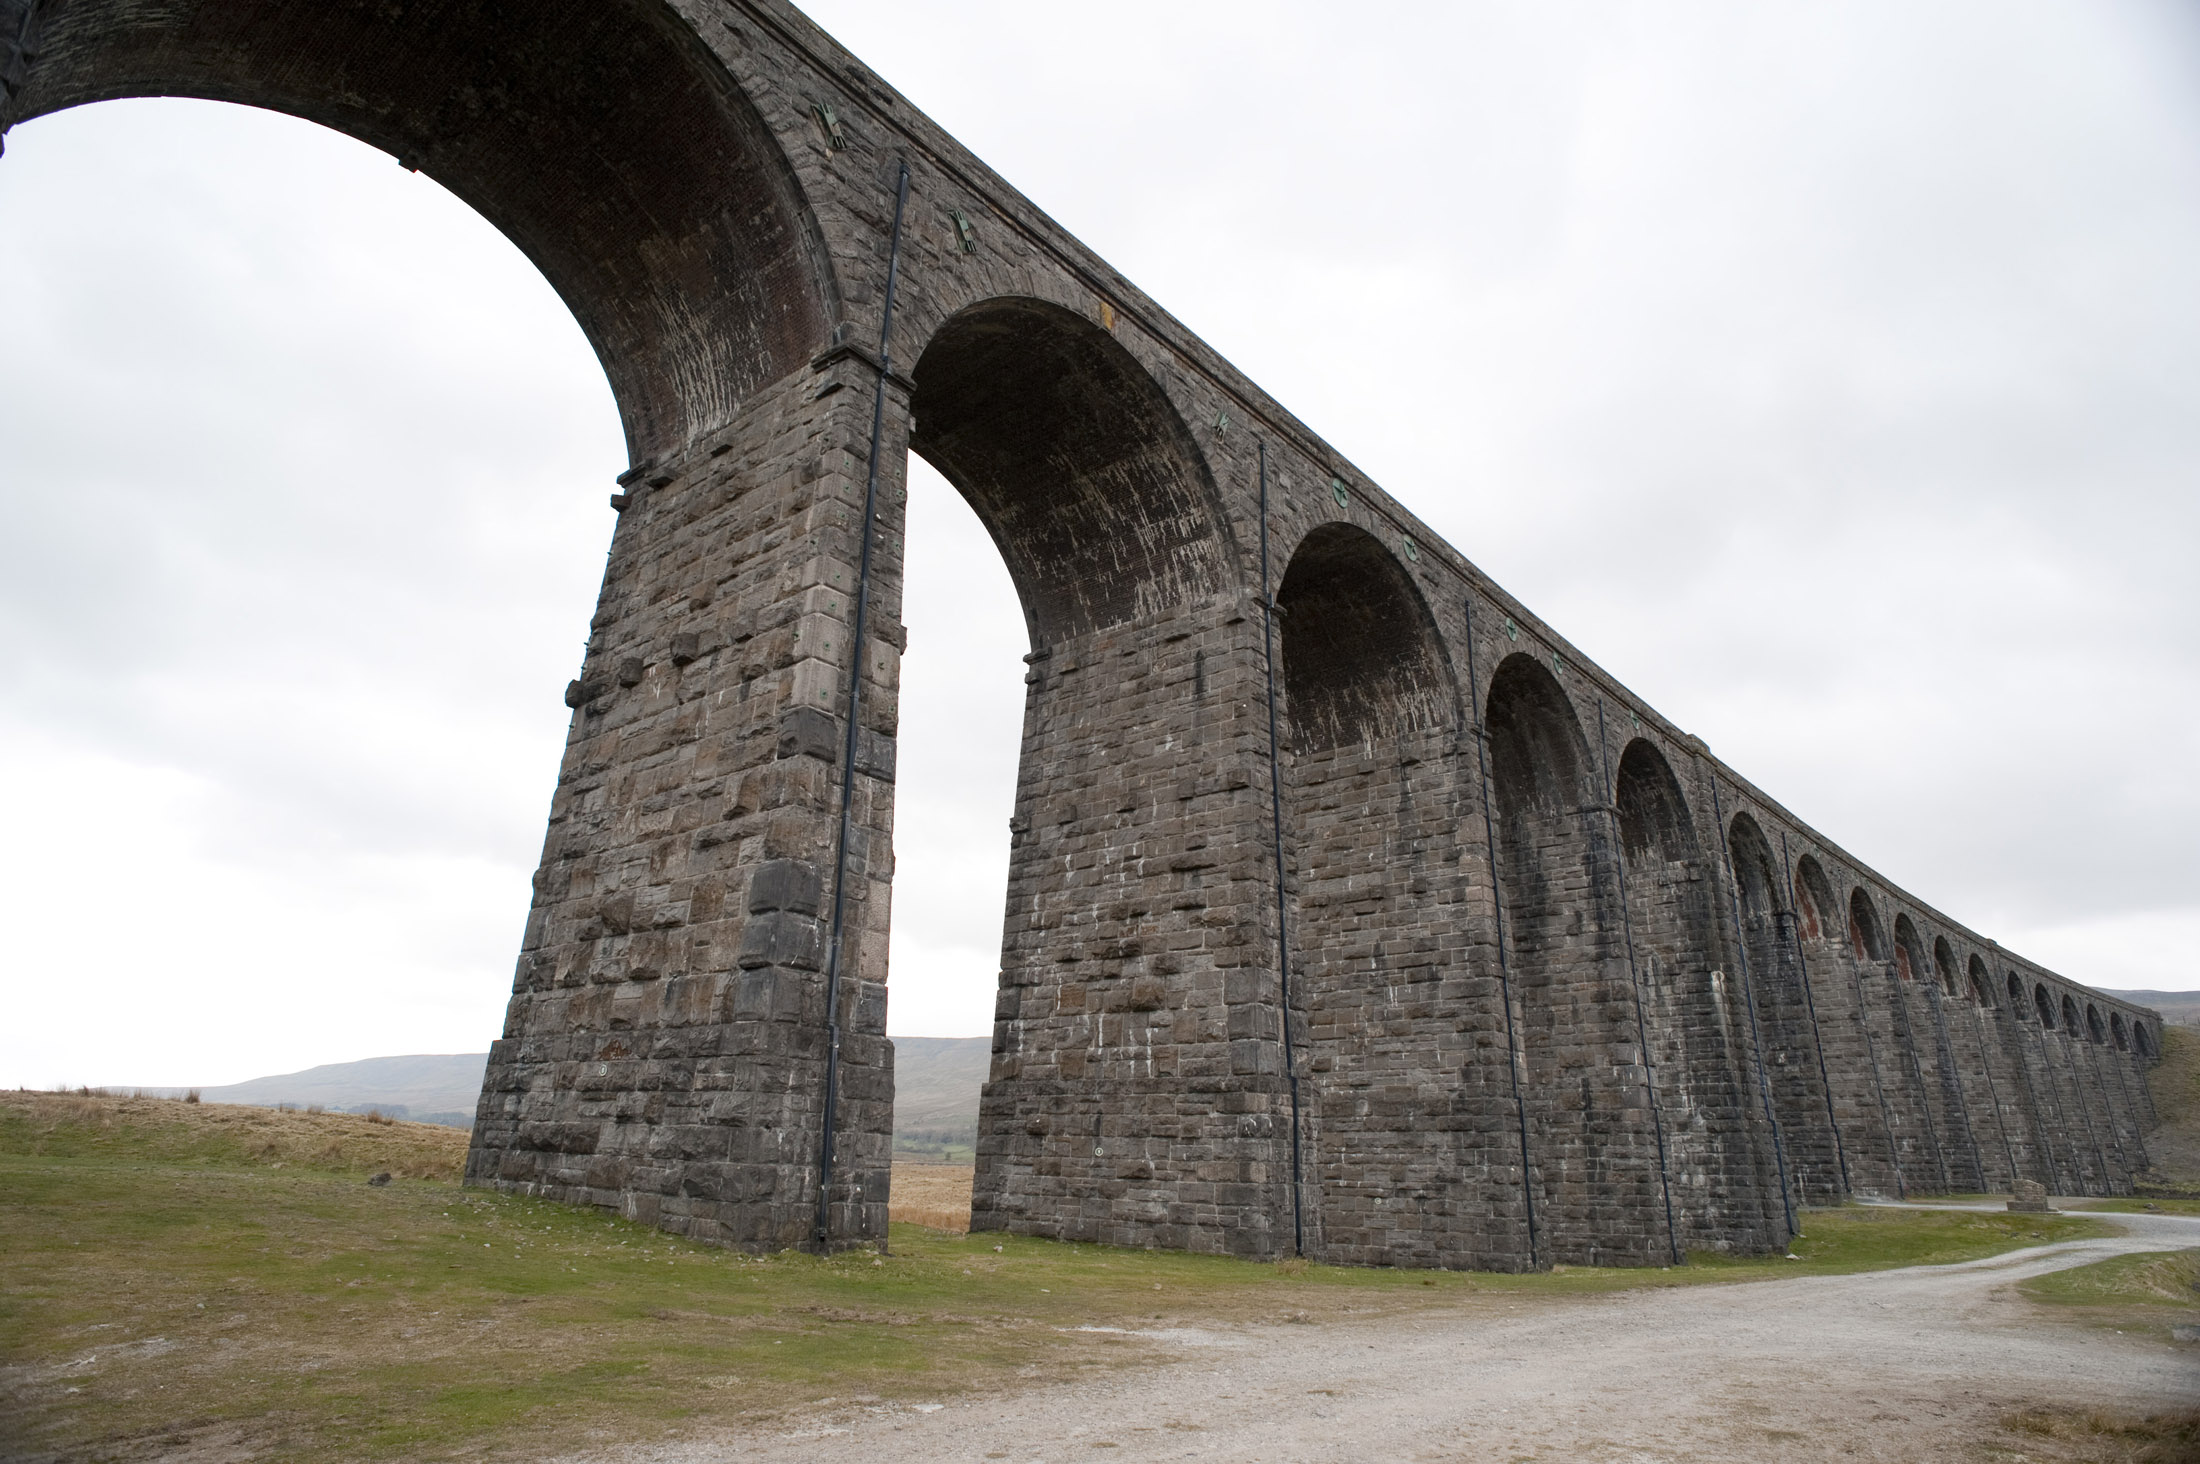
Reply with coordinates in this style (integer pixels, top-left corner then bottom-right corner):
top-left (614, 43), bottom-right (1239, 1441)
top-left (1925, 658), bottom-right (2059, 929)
top-left (2020, 1249), bottom-right (2200, 1310)
top-left (0, 1094), bottom-right (2124, 1462)
top-left (2063, 1196), bottom-right (2200, 1217)
top-left (2015, 1248), bottom-right (2200, 1352)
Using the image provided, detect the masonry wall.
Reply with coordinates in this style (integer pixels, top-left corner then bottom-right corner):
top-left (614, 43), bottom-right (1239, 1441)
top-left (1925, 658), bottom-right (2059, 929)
top-left (31, 0), bottom-right (2164, 1271)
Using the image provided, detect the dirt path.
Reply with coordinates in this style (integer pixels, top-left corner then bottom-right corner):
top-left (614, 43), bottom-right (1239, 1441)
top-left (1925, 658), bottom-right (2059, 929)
top-left (568, 1210), bottom-right (2199, 1464)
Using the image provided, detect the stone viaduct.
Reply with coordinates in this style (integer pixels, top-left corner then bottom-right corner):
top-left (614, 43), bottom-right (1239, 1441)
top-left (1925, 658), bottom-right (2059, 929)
top-left (8, 0), bottom-right (2165, 1269)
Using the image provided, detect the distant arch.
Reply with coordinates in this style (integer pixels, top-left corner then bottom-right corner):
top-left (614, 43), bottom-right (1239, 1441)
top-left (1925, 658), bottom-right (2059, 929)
top-left (2134, 1023), bottom-right (2156, 1059)
top-left (1487, 653), bottom-right (1589, 819)
top-left (1892, 914), bottom-right (1926, 983)
top-left (2008, 972), bottom-right (2028, 1014)
top-left (1273, 523), bottom-right (1450, 751)
top-left (1794, 857), bottom-right (1837, 943)
top-left (2035, 985), bottom-right (2057, 1029)
top-left (1968, 955), bottom-right (1994, 1008)
top-left (1932, 937), bottom-right (1959, 995)
top-left (2110, 1012), bottom-right (2129, 1052)
top-left (2085, 1004), bottom-right (2106, 1045)
top-left (1848, 890), bottom-right (1887, 965)
top-left (912, 297), bottom-right (1233, 647)
top-left (1615, 739), bottom-right (1698, 861)
top-left (2060, 995), bottom-right (2082, 1039)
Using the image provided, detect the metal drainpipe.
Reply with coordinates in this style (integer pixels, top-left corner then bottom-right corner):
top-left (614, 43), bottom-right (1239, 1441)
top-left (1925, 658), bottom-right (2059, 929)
top-left (1777, 834), bottom-right (1850, 1198)
top-left (1463, 597), bottom-right (1540, 1270)
top-left (1255, 441), bottom-right (1306, 1256)
top-left (1921, 976), bottom-right (1983, 1191)
top-left (1707, 777), bottom-right (1796, 1244)
top-left (812, 160), bottom-right (911, 1248)
top-left (1969, 1004), bottom-right (2020, 1191)
top-left (1595, 701), bottom-right (1681, 1265)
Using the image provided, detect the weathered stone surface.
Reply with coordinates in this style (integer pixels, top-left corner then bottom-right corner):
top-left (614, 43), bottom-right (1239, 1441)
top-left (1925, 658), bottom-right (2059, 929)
top-left (15, 0), bottom-right (2164, 1265)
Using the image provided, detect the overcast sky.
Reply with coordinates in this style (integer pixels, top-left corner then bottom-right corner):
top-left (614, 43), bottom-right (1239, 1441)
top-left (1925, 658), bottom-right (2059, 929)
top-left (2, 0), bottom-right (2195, 1089)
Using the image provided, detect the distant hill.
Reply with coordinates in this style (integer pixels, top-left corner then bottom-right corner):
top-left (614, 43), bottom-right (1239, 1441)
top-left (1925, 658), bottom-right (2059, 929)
top-left (2099, 990), bottom-right (2200, 1029)
top-left (123, 1038), bottom-right (993, 1147)
top-left (140, 1053), bottom-right (487, 1128)
top-left (890, 1036), bottom-right (990, 1161)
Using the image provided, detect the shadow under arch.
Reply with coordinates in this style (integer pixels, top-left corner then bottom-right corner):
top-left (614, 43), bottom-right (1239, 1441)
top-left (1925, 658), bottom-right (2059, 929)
top-left (1268, 524), bottom-right (1476, 1266)
top-left (1892, 914), bottom-right (1927, 984)
top-left (1933, 937), bottom-right (1959, 994)
top-left (1485, 653), bottom-right (1668, 1265)
top-left (1610, 742), bottom-right (1774, 1239)
top-left (909, 297), bottom-right (1233, 647)
top-left (12, 0), bottom-right (833, 463)
top-left (1274, 522), bottom-right (1450, 751)
top-left (1793, 857), bottom-right (1838, 944)
top-left (1968, 954), bottom-right (1994, 1007)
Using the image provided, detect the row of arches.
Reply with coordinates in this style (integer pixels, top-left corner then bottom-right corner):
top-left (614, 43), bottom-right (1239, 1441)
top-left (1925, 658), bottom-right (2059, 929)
top-left (1263, 526), bottom-right (2157, 1254)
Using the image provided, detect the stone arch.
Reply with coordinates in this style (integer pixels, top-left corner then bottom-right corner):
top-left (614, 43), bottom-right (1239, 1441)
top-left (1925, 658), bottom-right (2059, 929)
top-left (1611, 741), bottom-right (1761, 1237)
top-left (2111, 1012), bottom-right (2129, 1052)
top-left (926, 299), bottom-right (1250, 1252)
top-left (1269, 522), bottom-right (1464, 1265)
top-left (2009, 972), bottom-right (2029, 1014)
top-left (1615, 740), bottom-right (1697, 862)
top-left (2134, 1023), bottom-right (2156, 1059)
top-left (1486, 653), bottom-right (1666, 1263)
top-left (2036, 984), bottom-right (2058, 1028)
top-left (12, 0), bottom-right (835, 464)
top-left (1848, 891), bottom-right (1887, 964)
top-left (1933, 937), bottom-right (1960, 995)
top-left (910, 297), bottom-right (1233, 648)
top-left (1892, 913), bottom-right (1969, 1188)
top-left (2061, 994), bottom-right (2083, 1037)
top-left (1969, 955), bottom-right (1994, 1007)
top-left (1794, 857), bottom-right (1837, 943)
top-left (2086, 1004), bottom-right (2107, 1045)
top-left (1891, 915), bottom-right (1926, 983)
top-left (1274, 523), bottom-right (1450, 752)
top-left (1728, 812), bottom-right (1832, 1207)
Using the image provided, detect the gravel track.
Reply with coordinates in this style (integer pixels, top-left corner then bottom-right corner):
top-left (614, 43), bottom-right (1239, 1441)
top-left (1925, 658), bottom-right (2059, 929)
top-left (569, 1208), bottom-right (2200, 1464)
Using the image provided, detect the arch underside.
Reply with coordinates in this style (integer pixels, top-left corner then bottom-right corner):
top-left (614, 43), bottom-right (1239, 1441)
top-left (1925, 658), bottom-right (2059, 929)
top-left (15, 0), bottom-right (835, 462)
top-left (910, 298), bottom-right (1232, 648)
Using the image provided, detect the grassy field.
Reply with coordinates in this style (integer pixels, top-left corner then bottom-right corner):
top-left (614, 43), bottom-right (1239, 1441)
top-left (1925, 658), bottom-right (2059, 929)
top-left (2137, 1024), bottom-right (2200, 1193)
top-left (0, 1092), bottom-right (2127, 1463)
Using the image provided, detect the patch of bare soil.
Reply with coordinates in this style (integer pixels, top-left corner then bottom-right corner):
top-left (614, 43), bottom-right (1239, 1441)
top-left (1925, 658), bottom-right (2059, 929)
top-left (888, 1163), bottom-right (972, 1233)
top-left (566, 1213), bottom-right (2200, 1464)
